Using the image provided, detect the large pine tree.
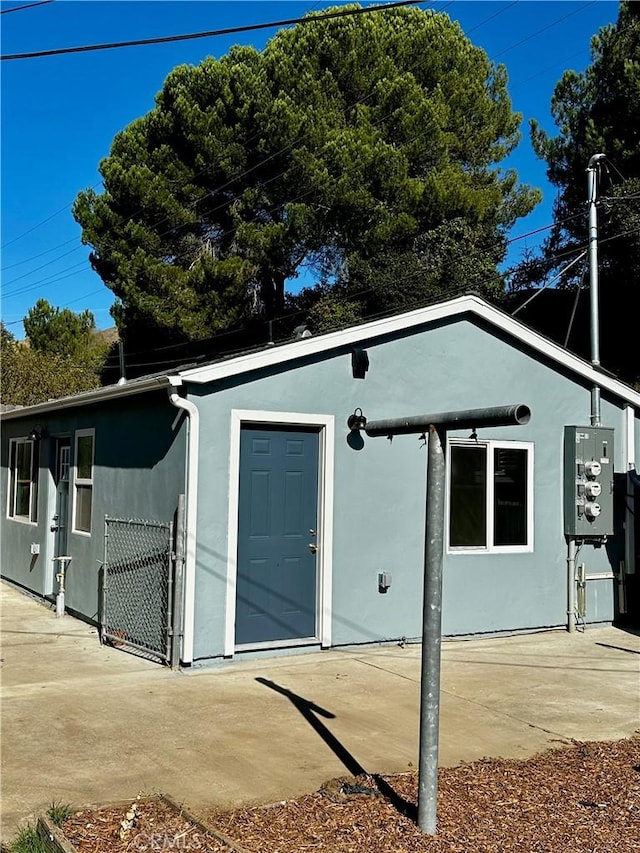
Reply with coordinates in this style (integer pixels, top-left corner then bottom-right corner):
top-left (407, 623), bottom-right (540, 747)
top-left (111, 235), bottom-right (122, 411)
top-left (74, 4), bottom-right (539, 350)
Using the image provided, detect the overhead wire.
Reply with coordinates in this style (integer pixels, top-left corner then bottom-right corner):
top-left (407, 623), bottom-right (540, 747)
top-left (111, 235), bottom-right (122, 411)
top-left (491, 1), bottom-right (596, 59)
top-left (0, 0), bottom-right (54, 15)
top-left (0, 0), bottom-right (423, 61)
top-left (58, 0), bottom-right (549, 278)
top-left (1, 2), bottom-right (454, 273)
top-left (116, 225), bottom-right (598, 366)
top-left (0, 0), bottom-right (544, 277)
top-left (0, 181), bottom-right (102, 250)
top-left (1, 1), bottom-right (465, 300)
top-left (3, 0), bottom-right (629, 329)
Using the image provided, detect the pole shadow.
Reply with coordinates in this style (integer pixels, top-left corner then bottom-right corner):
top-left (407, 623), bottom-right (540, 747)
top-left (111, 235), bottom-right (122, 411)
top-left (255, 677), bottom-right (417, 822)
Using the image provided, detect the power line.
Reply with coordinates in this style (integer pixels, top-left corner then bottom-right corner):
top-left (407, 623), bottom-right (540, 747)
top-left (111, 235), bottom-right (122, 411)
top-left (115, 224), bottom-right (605, 363)
top-left (1, 0), bottom-right (550, 291)
top-left (4, 1), bottom-right (623, 317)
top-left (0, 181), bottom-right (102, 250)
top-left (2, 242), bottom-right (83, 287)
top-left (0, 236), bottom-right (79, 272)
top-left (491, 1), bottom-right (597, 59)
top-left (0, 0), bottom-right (54, 15)
top-left (0, 0), bottom-right (422, 61)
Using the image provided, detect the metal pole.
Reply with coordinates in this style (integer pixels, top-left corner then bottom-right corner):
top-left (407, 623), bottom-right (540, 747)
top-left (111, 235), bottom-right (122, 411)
top-left (117, 340), bottom-right (127, 385)
top-left (567, 537), bottom-right (576, 633)
top-left (171, 494), bottom-right (186, 670)
top-left (587, 153), bottom-right (605, 426)
top-left (417, 425), bottom-right (446, 835)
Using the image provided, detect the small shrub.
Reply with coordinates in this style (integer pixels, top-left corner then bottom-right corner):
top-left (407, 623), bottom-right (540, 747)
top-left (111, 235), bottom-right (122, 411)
top-left (46, 801), bottom-right (73, 826)
top-left (3, 824), bottom-right (46, 853)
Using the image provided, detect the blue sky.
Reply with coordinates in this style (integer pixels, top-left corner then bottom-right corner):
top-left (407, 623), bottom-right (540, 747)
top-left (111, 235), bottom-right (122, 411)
top-left (1, 0), bottom-right (619, 335)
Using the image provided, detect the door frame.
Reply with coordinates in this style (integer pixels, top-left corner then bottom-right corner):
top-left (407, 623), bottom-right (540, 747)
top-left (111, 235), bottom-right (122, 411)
top-left (225, 410), bottom-right (335, 656)
top-left (45, 436), bottom-right (71, 596)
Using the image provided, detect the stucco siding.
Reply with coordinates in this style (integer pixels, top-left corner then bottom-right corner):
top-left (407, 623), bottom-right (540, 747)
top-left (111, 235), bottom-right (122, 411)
top-left (1, 392), bottom-right (186, 621)
top-left (188, 316), bottom-right (627, 660)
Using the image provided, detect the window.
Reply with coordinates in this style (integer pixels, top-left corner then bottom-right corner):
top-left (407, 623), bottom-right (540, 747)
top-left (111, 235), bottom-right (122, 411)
top-left (73, 429), bottom-right (94, 534)
top-left (8, 438), bottom-right (38, 522)
top-left (448, 440), bottom-right (533, 552)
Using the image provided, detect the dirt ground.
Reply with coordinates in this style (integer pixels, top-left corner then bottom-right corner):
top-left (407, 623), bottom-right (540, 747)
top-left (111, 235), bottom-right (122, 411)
top-left (58, 736), bottom-right (640, 853)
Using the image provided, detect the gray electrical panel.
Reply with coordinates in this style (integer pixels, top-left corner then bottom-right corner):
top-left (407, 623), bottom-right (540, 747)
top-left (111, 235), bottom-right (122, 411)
top-left (564, 426), bottom-right (615, 537)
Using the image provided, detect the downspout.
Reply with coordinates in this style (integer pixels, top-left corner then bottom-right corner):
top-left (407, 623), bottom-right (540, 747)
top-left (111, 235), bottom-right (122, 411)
top-left (168, 378), bottom-right (199, 665)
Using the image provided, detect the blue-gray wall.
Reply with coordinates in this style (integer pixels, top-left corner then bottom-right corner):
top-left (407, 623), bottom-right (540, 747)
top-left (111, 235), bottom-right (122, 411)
top-left (2, 315), bottom-right (634, 661)
top-left (1, 391), bottom-right (186, 622)
top-left (188, 316), bottom-right (631, 660)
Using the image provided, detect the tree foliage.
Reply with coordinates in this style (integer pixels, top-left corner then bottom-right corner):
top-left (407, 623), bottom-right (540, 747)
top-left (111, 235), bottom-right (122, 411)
top-left (23, 299), bottom-right (107, 369)
top-left (522, 2), bottom-right (639, 382)
top-left (1, 327), bottom-right (102, 408)
top-left (0, 303), bottom-right (109, 407)
top-left (74, 4), bottom-right (539, 348)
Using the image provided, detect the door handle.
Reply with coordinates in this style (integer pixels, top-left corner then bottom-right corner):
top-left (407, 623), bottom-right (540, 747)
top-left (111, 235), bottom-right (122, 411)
top-left (308, 543), bottom-right (318, 554)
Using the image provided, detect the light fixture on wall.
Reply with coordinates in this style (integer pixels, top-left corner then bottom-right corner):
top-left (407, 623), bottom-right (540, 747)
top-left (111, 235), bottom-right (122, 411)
top-left (347, 408), bottom-right (367, 432)
top-left (29, 425), bottom-right (46, 441)
top-left (351, 348), bottom-right (369, 379)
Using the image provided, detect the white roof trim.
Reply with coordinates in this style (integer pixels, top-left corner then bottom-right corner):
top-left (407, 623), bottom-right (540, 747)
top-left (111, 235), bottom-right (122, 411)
top-left (3, 295), bottom-right (639, 419)
top-left (179, 295), bottom-right (640, 408)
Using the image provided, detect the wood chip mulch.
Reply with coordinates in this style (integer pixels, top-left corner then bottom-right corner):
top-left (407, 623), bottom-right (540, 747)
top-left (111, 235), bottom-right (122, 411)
top-left (62, 736), bottom-right (640, 853)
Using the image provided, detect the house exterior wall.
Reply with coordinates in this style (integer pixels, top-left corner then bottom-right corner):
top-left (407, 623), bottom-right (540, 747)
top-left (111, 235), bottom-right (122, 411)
top-left (1, 391), bottom-right (186, 622)
top-left (188, 316), bottom-right (631, 661)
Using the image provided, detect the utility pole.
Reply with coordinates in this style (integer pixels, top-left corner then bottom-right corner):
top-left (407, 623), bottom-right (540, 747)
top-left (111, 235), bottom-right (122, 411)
top-left (587, 153), bottom-right (605, 427)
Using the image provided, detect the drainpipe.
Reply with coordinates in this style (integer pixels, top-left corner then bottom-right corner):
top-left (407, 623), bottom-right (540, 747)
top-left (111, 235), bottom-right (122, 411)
top-left (587, 153), bottom-right (605, 427)
top-left (168, 379), bottom-right (199, 665)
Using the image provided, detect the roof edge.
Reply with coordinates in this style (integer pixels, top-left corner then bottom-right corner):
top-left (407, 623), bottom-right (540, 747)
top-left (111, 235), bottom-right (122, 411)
top-left (178, 295), bottom-right (640, 408)
top-left (1, 375), bottom-right (174, 421)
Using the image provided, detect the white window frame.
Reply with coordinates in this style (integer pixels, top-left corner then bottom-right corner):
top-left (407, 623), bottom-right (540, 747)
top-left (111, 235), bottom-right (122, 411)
top-left (72, 428), bottom-right (95, 536)
top-left (446, 439), bottom-right (534, 554)
top-left (6, 437), bottom-right (38, 524)
top-left (224, 410), bottom-right (335, 657)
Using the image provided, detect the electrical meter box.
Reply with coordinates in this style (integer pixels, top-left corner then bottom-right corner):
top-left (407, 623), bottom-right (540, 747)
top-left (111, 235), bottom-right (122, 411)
top-left (564, 426), bottom-right (614, 537)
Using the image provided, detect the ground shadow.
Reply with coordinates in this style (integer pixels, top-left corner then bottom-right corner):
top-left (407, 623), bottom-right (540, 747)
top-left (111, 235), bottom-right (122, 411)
top-left (255, 677), bottom-right (417, 821)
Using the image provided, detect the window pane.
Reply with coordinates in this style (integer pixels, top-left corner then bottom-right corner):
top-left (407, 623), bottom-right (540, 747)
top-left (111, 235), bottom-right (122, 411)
top-left (493, 448), bottom-right (527, 546)
top-left (9, 442), bottom-right (17, 516)
top-left (9, 440), bottom-right (37, 521)
top-left (77, 435), bottom-right (93, 480)
top-left (450, 446), bottom-right (487, 547)
top-left (75, 485), bottom-right (92, 532)
top-left (16, 441), bottom-right (32, 480)
top-left (15, 482), bottom-right (31, 517)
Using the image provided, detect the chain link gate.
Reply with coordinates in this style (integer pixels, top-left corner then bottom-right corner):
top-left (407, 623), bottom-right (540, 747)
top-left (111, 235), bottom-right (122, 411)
top-left (102, 515), bottom-right (181, 665)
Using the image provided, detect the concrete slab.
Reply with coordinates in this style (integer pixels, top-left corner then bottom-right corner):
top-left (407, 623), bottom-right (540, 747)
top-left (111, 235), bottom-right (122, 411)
top-left (1, 581), bottom-right (639, 842)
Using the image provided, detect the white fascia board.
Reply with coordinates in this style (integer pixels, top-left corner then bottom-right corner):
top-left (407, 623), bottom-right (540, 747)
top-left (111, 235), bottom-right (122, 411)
top-left (0, 375), bottom-right (175, 421)
top-left (178, 295), bottom-right (640, 408)
top-left (178, 296), bottom-right (473, 385)
top-left (479, 302), bottom-right (640, 408)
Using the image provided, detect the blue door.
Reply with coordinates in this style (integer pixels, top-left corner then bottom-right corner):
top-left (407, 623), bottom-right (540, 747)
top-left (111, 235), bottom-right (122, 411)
top-left (236, 426), bottom-right (319, 646)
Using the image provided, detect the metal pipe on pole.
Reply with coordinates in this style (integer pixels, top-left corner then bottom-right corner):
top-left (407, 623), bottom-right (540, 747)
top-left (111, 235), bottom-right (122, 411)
top-left (350, 401), bottom-right (531, 834)
top-left (364, 404), bottom-right (531, 438)
top-left (587, 153), bottom-right (605, 427)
